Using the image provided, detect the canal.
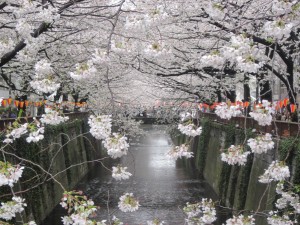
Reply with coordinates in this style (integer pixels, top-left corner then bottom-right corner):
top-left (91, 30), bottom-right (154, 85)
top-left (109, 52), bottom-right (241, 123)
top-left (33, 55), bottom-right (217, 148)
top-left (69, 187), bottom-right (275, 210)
top-left (43, 125), bottom-right (223, 224)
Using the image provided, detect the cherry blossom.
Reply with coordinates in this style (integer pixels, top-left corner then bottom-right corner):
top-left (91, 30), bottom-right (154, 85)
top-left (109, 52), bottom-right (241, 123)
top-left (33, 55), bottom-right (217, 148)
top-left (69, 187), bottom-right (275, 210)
top-left (215, 102), bottom-right (242, 120)
top-left (147, 219), bottom-right (165, 225)
top-left (167, 144), bottom-right (193, 160)
top-left (247, 133), bottom-right (274, 154)
top-left (40, 110), bottom-right (69, 125)
top-left (267, 211), bottom-right (296, 225)
top-left (118, 193), bottom-right (140, 212)
top-left (0, 162), bottom-right (24, 187)
top-left (30, 60), bottom-right (60, 94)
top-left (263, 20), bottom-right (294, 40)
top-left (88, 115), bottom-right (112, 140)
top-left (4, 123), bottom-right (28, 144)
top-left (249, 100), bottom-right (275, 126)
top-left (103, 133), bottom-right (129, 159)
top-left (183, 198), bottom-right (217, 225)
top-left (60, 191), bottom-right (98, 225)
top-left (0, 196), bottom-right (27, 221)
top-left (224, 215), bottom-right (255, 225)
top-left (221, 145), bottom-right (250, 166)
top-left (178, 122), bottom-right (202, 137)
top-left (275, 183), bottom-right (300, 213)
top-left (69, 61), bottom-right (97, 80)
top-left (259, 161), bottom-right (290, 183)
top-left (112, 165), bottom-right (132, 181)
top-left (26, 126), bottom-right (44, 143)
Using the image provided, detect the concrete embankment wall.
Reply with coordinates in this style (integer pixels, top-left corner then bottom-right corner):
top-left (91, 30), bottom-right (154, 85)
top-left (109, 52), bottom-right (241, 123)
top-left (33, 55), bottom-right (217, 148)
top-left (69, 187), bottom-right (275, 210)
top-left (3, 117), bottom-right (104, 224)
top-left (173, 118), bottom-right (300, 224)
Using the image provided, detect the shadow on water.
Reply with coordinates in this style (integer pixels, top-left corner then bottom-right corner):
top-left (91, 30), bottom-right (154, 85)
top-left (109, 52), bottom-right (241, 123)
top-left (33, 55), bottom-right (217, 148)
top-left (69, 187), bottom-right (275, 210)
top-left (43, 125), bottom-right (227, 225)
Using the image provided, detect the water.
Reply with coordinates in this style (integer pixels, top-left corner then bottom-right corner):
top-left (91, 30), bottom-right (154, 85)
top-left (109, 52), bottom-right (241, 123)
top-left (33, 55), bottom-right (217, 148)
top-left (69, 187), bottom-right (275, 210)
top-left (43, 125), bottom-right (223, 225)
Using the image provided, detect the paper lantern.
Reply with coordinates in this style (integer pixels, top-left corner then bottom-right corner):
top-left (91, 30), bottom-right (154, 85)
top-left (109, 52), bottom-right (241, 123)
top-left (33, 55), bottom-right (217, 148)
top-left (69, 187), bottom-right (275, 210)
top-left (2, 99), bottom-right (7, 107)
top-left (14, 100), bottom-right (19, 107)
top-left (290, 104), bottom-right (297, 113)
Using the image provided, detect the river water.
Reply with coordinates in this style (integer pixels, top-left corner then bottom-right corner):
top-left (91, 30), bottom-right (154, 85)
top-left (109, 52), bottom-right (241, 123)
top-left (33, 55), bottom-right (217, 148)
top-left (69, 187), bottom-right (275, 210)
top-left (43, 125), bottom-right (223, 225)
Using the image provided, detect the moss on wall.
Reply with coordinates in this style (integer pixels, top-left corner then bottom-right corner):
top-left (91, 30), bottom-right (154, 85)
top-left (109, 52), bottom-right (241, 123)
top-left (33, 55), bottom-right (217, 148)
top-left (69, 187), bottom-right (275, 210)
top-left (0, 118), bottom-right (102, 224)
top-left (177, 118), bottom-right (300, 224)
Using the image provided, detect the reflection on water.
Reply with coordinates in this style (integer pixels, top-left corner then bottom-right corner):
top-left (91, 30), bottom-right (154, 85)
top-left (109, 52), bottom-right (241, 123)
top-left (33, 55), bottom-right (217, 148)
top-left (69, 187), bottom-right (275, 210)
top-left (43, 125), bottom-right (223, 225)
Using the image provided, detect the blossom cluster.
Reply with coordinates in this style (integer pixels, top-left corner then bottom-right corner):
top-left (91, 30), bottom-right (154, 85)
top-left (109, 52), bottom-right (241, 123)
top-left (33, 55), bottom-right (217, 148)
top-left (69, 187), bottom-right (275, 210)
top-left (70, 61), bottom-right (97, 80)
top-left (215, 102), bottom-right (242, 120)
top-left (26, 126), bottom-right (44, 143)
top-left (147, 219), bottom-right (165, 225)
top-left (178, 123), bottom-right (202, 137)
top-left (201, 52), bottom-right (225, 69)
top-left (220, 34), bottom-right (263, 73)
top-left (118, 193), bottom-right (140, 212)
top-left (103, 133), bottom-right (129, 159)
top-left (3, 123), bottom-right (28, 144)
top-left (0, 196), bottom-right (27, 221)
top-left (167, 144), bottom-right (193, 160)
top-left (60, 191), bottom-right (98, 225)
top-left (40, 110), bottom-right (69, 125)
top-left (247, 133), bottom-right (274, 154)
top-left (88, 115), bottom-right (112, 140)
top-left (263, 19), bottom-right (294, 40)
top-left (30, 60), bottom-right (60, 94)
top-left (3, 121), bottom-right (45, 144)
top-left (225, 215), bottom-right (255, 225)
top-left (267, 211), bottom-right (296, 225)
top-left (112, 165), bottom-right (132, 181)
top-left (221, 145), bottom-right (250, 166)
top-left (183, 198), bottom-right (217, 225)
top-left (0, 161), bottom-right (24, 187)
top-left (249, 100), bottom-right (275, 126)
top-left (259, 161), bottom-right (290, 183)
top-left (275, 183), bottom-right (300, 214)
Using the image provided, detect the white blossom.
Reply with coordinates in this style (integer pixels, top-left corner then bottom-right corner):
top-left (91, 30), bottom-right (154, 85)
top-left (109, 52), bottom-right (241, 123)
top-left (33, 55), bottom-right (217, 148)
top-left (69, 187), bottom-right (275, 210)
top-left (221, 145), bottom-right (250, 166)
top-left (118, 193), bottom-right (140, 212)
top-left (263, 20), bottom-right (293, 40)
top-left (103, 133), bottom-right (129, 159)
top-left (40, 110), bottom-right (69, 125)
top-left (0, 196), bottom-right (27, 221)
top-left (247, 133), bottom-right (274, 154)
top-left (112, 166), bottom-right (132, 181)
top-left (70, 61), bottom-right (97, 80)
top-left (215, 102), bottom-right (242, 120)
top-left (88, 115), bottom-right (112, 140)
top-left (167, 144), bottom-right (193, 160)
top-left (183, 198), bottom-right (217, 225)
top-left (178, 123), bottom-right (202, 137)
top-left (0, 162), bottom-right (24, 187)
top-left (259, 161), bottom-right (290, 183)
top-left (30, 59), bottom-right (60, 94)
top-left (225, 215), bottom-right (255, 225)
top-left (4, 123), bottom-right (28, 144)
top-left (249, 100), bottom-right (275, 126)
top-left (275, 183), bottom-right (300, 213)
top-left (147, 219), bottom-right (165, 225)
top-left (26, 126), bottom-right (45, 143)
top-left (267, 211), bottom-right (295, 225)
top-left (201, 53), bottom-right (225, 69)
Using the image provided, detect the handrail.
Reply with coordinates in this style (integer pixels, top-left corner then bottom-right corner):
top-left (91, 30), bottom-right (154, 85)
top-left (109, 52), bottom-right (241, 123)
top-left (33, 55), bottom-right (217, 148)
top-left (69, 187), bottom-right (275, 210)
top-left (199, 112), bottom-right (300, 137)
top-left (0, 112), bottom-right (89, 131)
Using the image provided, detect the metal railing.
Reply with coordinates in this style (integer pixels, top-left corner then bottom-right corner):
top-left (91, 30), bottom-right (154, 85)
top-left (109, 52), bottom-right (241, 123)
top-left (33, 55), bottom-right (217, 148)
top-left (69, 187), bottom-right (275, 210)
top-left (200, 112), bottom-right (300, 137)
top-left (0, 112), bottom-right (89, 131)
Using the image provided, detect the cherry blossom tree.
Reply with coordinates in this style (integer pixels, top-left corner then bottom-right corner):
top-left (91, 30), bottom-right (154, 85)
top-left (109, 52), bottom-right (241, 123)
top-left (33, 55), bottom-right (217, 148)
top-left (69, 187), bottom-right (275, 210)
top-left (0, 0), bottom-right (300, 224)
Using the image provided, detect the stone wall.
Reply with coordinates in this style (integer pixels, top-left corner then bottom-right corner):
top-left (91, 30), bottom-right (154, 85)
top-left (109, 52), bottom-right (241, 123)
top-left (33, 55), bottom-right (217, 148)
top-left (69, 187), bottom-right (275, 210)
top-left (174, 119), bottom-right (300, 224)
top-left (7, 118), bottom-right (104, 224)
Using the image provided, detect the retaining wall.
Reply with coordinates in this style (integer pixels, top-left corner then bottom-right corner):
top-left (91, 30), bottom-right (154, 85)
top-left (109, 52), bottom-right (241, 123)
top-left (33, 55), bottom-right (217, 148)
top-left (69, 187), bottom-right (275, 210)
top-left (1, 117), bottom-right (104, 224)
top-left (174, 118), bottom-right (300, 224)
